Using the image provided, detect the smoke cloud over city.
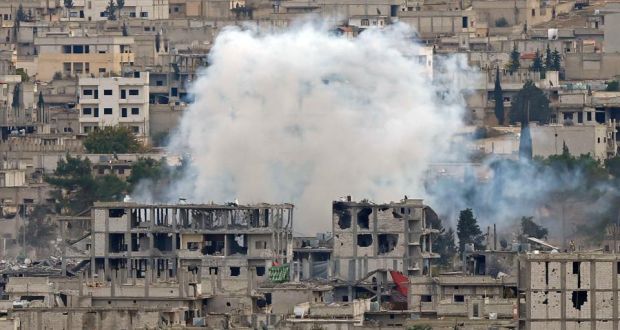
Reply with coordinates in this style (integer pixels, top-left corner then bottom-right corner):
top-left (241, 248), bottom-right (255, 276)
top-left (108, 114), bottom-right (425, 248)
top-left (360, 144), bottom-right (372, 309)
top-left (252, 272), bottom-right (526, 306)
top-left (158, 22), bottom-right (474, 234)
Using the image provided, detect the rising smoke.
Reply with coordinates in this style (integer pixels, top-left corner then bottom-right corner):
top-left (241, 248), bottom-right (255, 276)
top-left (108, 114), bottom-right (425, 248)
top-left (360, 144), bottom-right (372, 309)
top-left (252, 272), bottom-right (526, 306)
top-left (159, 22), bottom-right (475, 234)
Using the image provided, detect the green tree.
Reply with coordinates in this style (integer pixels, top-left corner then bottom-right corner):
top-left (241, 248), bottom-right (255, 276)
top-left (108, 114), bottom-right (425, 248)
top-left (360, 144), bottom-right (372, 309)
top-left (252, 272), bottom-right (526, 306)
top-left (127, 158), bottom-right (165, 187)
top-left (16, 4), bottom-right (27, 22)
top-left (530, 49), bottom-right (545, 76)
top-left (64, 0), bottom-right (74, 20)
top-left (551, 49), bottom-right (561, 71)
top-left (38, 91), bottom-right (45, 122)
top-left (605, 156), bottom-right (620, 178)
top-left (457, 208), bottom-right (485, 255)
top-left (545, 44), bottom-right (553, 70)
top-left (493, 66), bottom-right (505, 125)
top-left (83, 126), bottom-right (141, 154)
top-left (520, 216), bottom-right (548, 239)
top-left (509, 80), bottom-right (550, 125)
top-left (507, 45), bottom-right (520, 74)
top-left (116, 0), bottom-right (125, 18)
top-left (606, 80), bottom-right (620, 92)
top-left (434, 227), bottom-right (457, 266)
top-left (105, 0), bottom-right (117, 20)
top-left (45, 155), bottom-right (127, 214)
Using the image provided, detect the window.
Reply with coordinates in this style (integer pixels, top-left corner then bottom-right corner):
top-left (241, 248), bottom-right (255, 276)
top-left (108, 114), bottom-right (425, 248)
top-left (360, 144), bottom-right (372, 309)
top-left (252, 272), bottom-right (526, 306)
top-left (131, 108), bottom-right (139, 115)
top-left (454, 295), bottom-right (465, 302)
top-left (361, 19), bottom-right (369, 26)
top-left (85, 63), bottom-right (90, 74)
top-left (230, 267), bottom-right (240, 276)
top-left (171, 88), bottom-right (178, 96)
top-left (100, 11), bottom-right (107, 17)
top-left (99, 68), bottom-right (106, 73)
top-left (63, 45), bottom-right (72, 54)
top-left (209, 267), bottom-right (218, 275)
top-left (94, 108), bottom-right (99, 117)
top-left (104, 108), bottom-right (112, 115)
top-left (156, 80), bottom-right (163, 86)
top-left (82, 108), bottom-right (92, 115)
top-left (120, 89), bottom-right (126, 99)
top-left (256, 266), bottom-right (265, 276)
top-left (129, 12), bottom-right (136, 18)
top-left (121, 108), bottom-right (127, 117)
top-left (134, 72), bottom-right (140, 78)
top-left (531, 9), bottom-right (535, 17)
top-left (84, 126), bottom-right (91, 133)
top-left (118, 168), bottom-right (125, 175)
top-left (140, 12), bottom-right (149, 18)
top-left (421, 295), bottom-right (432, 302)
top-left (94, 90), bottom-right (99, 99)
top-left (83, 89), bottom-right (93, 96)
top-left (129, 89), bottom-right (139, 96)
top-left (131, 126), bottom-right (140, 133)
top-left (104, 89), bottom-right (113, 96)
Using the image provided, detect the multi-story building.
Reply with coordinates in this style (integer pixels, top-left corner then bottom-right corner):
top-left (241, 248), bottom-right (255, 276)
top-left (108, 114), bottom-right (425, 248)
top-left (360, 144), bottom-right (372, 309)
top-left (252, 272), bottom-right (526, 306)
top-left (77, 72), bottom-right (150, 141)
top-left (518, 252), bottom-right (620, 330)
top-left (34, 34), bottom-right (134, 82)
top-left (62, 0), bottom-right (169, 22)
top-left (331, 197), bottom-right (439, 283)
top-left (57, 201), bottom-right (294, 327)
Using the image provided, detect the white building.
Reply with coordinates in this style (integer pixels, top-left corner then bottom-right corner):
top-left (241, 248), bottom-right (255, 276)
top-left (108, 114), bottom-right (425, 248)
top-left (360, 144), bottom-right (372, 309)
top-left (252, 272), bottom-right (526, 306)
top-left (64, 0), bottom-right (169, 21)
top-left (78, 72), bottom-right (150, 142)
top-left (531, 122), bottom-right (617, 161)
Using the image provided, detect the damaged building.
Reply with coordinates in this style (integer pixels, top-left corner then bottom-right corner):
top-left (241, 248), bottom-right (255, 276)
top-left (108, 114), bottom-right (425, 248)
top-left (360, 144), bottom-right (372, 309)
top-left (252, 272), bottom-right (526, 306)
top-left (332, 197), bottom-right (439, 281)
top-left (43, 201), bottom-right (294, 328)
top-left (519, 252), bottom-right (620, 330)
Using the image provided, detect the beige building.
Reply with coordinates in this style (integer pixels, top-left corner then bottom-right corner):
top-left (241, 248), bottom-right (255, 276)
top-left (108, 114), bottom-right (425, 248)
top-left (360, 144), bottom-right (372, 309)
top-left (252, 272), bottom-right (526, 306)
top-left (531, 122), bottom-right (617, 161)
top-left (518, 252), bottom-right (620, 330)
top-left (77, 72), bottom-right (150, 141)
top-left (62, 0), bottom-right (169, 21)
top-left (34, 34), bottom-right (134, 82)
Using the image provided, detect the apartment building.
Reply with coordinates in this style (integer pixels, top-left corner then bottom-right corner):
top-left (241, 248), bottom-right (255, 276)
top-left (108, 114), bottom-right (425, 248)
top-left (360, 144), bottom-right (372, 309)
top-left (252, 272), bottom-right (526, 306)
top-left (59, 201), bottom-right (294, 325)
top-left (518, 252), bottom-right (620, 330)
top-left (331, 197), bottom-right (439, 283)
top-left (78, 72), bottom-right (150, 141)
top-left (34, 34), bottom-right (134, 82)
top-left (63, 0), bottom-right (169, 21)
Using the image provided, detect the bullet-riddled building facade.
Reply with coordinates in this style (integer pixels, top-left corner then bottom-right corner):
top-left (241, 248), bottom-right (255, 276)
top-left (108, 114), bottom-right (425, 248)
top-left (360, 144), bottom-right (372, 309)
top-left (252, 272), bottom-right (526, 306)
top-left (519, 253), bottom-right (620, 330)
top-left (331, 198), bottom-right (439, 281)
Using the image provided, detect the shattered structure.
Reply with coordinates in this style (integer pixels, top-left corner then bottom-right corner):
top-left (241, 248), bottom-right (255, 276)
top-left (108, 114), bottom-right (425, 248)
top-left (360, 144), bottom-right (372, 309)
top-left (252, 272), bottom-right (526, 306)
top-left (519, 252), bottom-right (620, 330)
top-left (331, 197), bottom-right (439, 282)
top-left (53, 201), bottom-right (294, 327)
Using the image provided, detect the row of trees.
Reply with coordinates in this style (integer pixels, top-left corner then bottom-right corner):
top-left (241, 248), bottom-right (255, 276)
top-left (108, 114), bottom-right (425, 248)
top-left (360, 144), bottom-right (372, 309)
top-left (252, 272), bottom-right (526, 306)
top-left (64, 0), bottom-right (125, 21)
top-left (506, 44), bottom-right (561, 74)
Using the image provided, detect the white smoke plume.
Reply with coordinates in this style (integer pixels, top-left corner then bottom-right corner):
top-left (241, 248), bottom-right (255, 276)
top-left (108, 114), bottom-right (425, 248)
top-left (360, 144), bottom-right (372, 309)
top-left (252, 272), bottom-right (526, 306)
top-left (162, 23), bottom-right (474, 234)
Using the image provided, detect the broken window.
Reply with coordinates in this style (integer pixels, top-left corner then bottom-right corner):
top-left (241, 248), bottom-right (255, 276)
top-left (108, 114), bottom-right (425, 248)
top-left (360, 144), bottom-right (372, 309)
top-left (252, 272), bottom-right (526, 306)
top-left (334, 202), bottom-right (352, 229)
top-left (378, 234), bottom-right (398, 254)
top-left (256, 266), bottom-right (266, 276)
top-left (227, 234), bottom-right (248, 255)
top-left (187, 242), bottom-right (200, 251)
top-left (357, 208), bottom-right (371, 229)
top-left (357, 234), bottom-right (373, 247)
top-left (153, 233), bottom-right (173, 252)
top-left (131, 233), bottom-right (149, 251)
top-left (108, 234), bottom-right (127, 253)
top-left (109, 208), bottom-right (125, 218)
top-left (230, 267), bottom-right (241, 276)
top-left (571, 290), bottom-right (588, 310)
top-left (202, 234), bottom-right (225, 255)
top-left (573, 262), bottom-right (581, 287)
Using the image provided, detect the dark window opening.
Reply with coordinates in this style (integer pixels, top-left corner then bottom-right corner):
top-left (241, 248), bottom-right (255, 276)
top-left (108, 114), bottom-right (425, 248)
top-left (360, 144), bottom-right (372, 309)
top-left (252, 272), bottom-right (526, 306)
top-left (573, 261), bottom-right (581, 287)
top-left (421, 295), bottom-right (432, 302)
top-left (357, 234), bottom-right (373, 247)
top-left (256, 266), bottom-right (266, 276)
top-left (104, 89), bottom-right (112, 96)
top-left (462, 16), bottom-right (468, 28)
top-left (108, 233), bottom-right (127, 253)
top-left (121, 108), bottom-right (127, 117)
top-left (208, 267), bottom-right (218, 275)
top-left (153, 233), bottom-right (173, 251)
top-left (129, 89), bottom-right (139, 96)
top-left (378, 234), bottom-right (398, 254)
top-left (454, 295), bottom-right (465, 302)
top-left (202, 234), bottom-right (225, 255)
top-left (120, 89), bottom-right (126, 99)
top-left (227, 234), bottom-right (248, 255)
top-left (131, 108), bottom-right (139, 115)
top-left (357, 207), bottom-right (372, 229)
top-left (545, 261), bottom-right (549, 285)
top-left (334, 202), bottom-right (352, 229)
top-left (342, 296), bottom-right (349, 302)
top-left (104, 108), bottom-right (112, 115)
top-left (230, 267), bottom-right (241, 276)
top-left (82, 108), bottom-right (92, 115)
top-left (571, 290), bottom-right (588, 310)
top-left (109, 208), bottom-right (125, 217)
